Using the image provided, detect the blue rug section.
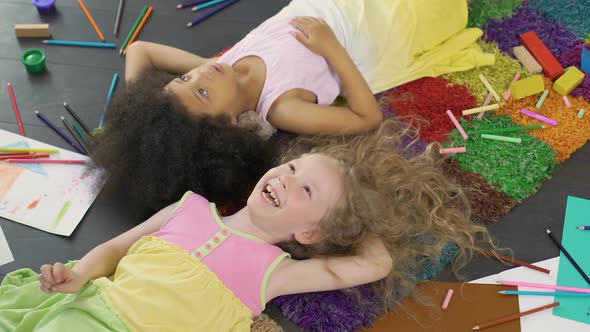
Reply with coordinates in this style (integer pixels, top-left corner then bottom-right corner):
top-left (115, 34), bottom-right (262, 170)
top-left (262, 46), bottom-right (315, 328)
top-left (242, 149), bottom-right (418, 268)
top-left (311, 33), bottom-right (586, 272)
top-left (529, 0), bottom-right (590, 38)
top-left (2, 142), bottom-right (47, 176)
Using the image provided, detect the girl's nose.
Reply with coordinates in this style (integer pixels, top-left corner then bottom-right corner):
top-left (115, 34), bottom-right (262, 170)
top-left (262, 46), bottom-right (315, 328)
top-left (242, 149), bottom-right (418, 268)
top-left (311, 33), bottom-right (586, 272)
top-left (278, 175), bottom-right (290, 190)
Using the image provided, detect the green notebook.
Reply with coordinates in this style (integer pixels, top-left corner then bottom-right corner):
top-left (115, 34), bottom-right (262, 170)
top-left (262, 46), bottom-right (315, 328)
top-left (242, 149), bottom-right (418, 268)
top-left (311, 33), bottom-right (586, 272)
top-left (553, 196), bottom-right (590, 325)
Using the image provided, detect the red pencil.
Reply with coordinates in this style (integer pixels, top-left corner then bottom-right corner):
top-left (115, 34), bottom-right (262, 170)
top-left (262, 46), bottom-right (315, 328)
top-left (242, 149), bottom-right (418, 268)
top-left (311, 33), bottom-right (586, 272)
top-left (478, 249), bottom-right (551, 274)
top-left (472, 302), bottom-right (559, 330)
top-left (0, 153), bottom-right (50, 160)
top-left (6, 159), bottom-right (86, 165)
top-left (7, 83), bottom-right (25, 136)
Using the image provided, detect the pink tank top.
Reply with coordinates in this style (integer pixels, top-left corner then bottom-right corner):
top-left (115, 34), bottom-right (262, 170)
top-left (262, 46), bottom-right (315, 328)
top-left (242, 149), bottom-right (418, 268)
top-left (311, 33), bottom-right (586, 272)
top-left (218, 15), bottom-right (341, 123)
top-left (151, 192), bottom-right (289, 315)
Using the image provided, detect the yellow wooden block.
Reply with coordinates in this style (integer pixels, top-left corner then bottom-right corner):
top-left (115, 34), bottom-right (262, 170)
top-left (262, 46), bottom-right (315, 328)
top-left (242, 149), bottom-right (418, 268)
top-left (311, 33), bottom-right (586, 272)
top-left (510, 75), bottom-right (545, 100)
top-left (553, 66), bottom-right (585, 96)
top-left (14, 24), bottom-right (51, 38)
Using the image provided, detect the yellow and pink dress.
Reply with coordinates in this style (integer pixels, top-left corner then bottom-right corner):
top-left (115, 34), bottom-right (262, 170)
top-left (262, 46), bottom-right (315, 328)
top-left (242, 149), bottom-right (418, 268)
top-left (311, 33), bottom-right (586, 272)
top-left (0, 192), bottom-right (289, 331)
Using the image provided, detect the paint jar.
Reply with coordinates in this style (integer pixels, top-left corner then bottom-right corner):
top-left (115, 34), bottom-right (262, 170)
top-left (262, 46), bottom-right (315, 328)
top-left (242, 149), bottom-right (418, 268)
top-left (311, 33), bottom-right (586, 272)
top-left (22, 48), bottom-right (46, 73)
top-left (582, 46), bottom-right (590, 74)
top-left (32, 0), bottom-right (56, 14)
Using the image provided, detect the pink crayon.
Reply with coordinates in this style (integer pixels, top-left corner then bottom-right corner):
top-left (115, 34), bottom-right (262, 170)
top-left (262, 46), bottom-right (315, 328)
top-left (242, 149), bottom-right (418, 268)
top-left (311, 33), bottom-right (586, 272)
top-left (563, 95), bottom-right (572, 108)
top-left (478, 93), bottom-right (495, 119)
top-left (520, 108), bottom-right (558, 127)
top-left (503, 72), bottom-right (521, 101)
top-left (440, 147), bottom-right (467, 155)
top-left (441, 289), bottom-right (454, 310)
top-left (446, 110), bottom-right (468, 140)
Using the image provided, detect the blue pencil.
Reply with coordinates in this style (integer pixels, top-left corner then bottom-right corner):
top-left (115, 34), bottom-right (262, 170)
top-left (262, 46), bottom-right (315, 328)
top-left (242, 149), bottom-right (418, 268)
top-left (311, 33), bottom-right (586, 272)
top-left (34, 111), bottom-right (86, 155)
top-left (98, 73), bottom-right (119, 128)
top-left (187, 0), bottom-right (239, 27)
top-left (192, 0), bottom-right (226, 11)
top-left (42, 40), bottom-right (116, 48)
top-left (177, 0), bottom-right (210, 9)
top-left (498, 290), bottom-right (590, 297)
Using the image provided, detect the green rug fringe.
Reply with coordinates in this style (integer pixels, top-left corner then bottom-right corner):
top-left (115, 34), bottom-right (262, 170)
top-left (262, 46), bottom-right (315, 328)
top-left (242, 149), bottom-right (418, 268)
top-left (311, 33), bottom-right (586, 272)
top-left (467, 0), bottom-right (523, 28)
top-left (444, 115), bottom-right (559, 201)
top-left (445, 41), bottom-right (528, 104)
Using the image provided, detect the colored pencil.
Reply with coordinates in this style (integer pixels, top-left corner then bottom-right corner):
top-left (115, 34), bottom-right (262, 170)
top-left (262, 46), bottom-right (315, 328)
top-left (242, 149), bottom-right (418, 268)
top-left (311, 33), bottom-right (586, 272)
top-left (43, 40), bottom-right (116, 48)
top-left (481, 134), bottom-right (522, 144)
top-left (478, 249), bottom-right (550, 274)
top-left (187, 0), bottom-right (239, 27)
top-left (122, 6), bottom-right (154, 55)
top-left (64, 102), bottom-right (91, 135)
top-left (0, 147), bottom-right (59, 154)
top-left (177, 0), bottom-right (211, 9)
top-left (119, 5), bottom-right (149, 55)
top-left (72, 123), bottom-right (90, 145)
top-left (192, 0), bottom-right (227, 11)
top-left (521, 108), bottom-right (558, 126)
top-left (445, 110), bottom-right (468, 140)
top-left (61, 117), bottom-right (89, 155)
top-left (547, 229), bottom-right (590, 285)
top-left (471, 302), bottom-right (559, 330)
top-left (577, 226), bottom-right (590, 230)
top-left (467, 125), bottom-right (544, 136)
top-left (34, 110), bottom-right (86, 155)
top-left (497, 281), bottom-right (590, 294)
top-left (98, 73), bottom-right (119, 128)
top-left (6, 159), bottom-right (86, 165)
top-left (114, 0), bottom-right (125, 36)
top-left (77, 0), bottom-right (105, 41)
top-left (7, 83), bottom-right (25, 136)
top-left (0, 153), bottom-right (49, 160)
top-left (498, 290), bottom-right (590, 297)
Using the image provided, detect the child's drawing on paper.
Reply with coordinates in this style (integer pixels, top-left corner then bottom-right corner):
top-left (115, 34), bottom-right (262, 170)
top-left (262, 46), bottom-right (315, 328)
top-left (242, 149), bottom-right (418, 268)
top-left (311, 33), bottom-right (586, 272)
top-left (0, 129), bottom-right (104, 236)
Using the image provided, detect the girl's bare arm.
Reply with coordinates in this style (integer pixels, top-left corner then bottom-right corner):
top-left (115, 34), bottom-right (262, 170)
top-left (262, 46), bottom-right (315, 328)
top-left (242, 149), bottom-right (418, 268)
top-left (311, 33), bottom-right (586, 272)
top-left (125, 41), bottom-right (218, 83)
top-left (265, 237), bottom-right (393, 300)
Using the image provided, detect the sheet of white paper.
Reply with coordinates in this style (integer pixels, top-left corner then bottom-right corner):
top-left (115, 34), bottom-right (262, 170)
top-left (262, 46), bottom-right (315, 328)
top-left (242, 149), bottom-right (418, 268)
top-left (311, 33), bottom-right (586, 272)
top-left (0, 225), bottom-right (14, 267)
top-left (0, 130), bottom-right (104, 236)
top-left (470, 257), bottom-right (589, 331)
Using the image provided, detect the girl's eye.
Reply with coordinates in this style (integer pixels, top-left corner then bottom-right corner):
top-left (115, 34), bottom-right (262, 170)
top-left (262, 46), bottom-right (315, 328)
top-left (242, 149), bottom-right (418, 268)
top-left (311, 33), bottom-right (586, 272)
top-left (288, 164), bottom-right (295, 173)
top-left (304, 186), bottom-right (311, 197)
top-left (180, 75), bottom-right (190, 81)
top-left (198, 88), bottom-right (208, 98)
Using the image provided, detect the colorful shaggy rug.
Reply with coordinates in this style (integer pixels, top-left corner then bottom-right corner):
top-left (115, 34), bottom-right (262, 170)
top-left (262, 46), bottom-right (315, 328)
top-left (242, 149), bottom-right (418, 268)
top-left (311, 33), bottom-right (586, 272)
top-left (259, 1), bottom-right (590, 331)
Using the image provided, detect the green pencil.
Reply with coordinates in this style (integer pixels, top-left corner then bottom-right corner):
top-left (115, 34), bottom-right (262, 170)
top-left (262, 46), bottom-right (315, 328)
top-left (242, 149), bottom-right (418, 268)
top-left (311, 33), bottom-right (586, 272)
top-left (119, 5), bottom-right (148, 55)
top-left (72, 123), bottom-right (90, 145)
top-left (467, 125), bottom-right (544, 135)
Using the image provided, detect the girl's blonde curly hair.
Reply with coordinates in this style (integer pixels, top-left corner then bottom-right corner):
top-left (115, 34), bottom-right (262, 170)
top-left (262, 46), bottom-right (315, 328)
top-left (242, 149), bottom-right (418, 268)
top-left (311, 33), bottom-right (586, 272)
top-left (278, 118), bottom-right (496, 310)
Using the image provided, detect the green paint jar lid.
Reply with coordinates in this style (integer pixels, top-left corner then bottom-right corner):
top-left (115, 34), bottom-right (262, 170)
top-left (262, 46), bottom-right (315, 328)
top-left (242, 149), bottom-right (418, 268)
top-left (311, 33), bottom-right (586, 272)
top-left (22, 48), bottom-right (46, 73)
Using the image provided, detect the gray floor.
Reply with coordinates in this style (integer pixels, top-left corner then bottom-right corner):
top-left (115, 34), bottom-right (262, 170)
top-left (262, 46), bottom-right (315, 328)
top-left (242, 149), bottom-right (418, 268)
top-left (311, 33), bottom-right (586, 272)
top-left (0, 1), bottom-right (589, 331)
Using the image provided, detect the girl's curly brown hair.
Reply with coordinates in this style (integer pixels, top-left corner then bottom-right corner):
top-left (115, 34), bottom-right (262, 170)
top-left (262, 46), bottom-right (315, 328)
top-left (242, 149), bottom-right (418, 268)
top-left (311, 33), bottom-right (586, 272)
top-left (279, 118), bottom-right (496, 310)
top-left (89, 70), bottom-right (281, 219)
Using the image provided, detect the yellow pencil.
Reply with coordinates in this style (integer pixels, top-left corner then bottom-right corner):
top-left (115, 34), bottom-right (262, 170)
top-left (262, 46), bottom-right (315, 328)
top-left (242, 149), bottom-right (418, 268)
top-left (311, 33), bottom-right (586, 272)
top-left (0, 147), bottom-right (59, 154)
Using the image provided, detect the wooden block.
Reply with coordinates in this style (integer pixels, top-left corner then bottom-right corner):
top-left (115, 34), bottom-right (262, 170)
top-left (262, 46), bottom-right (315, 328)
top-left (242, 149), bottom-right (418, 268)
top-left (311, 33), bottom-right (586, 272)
top-left (510, 75), bottom-right (545, 100)
top-left (520, 31), bottom-right (564, 80)
top-left (553, 66), bottom-right (585, 96)
top-left (513, 46), bottom-right (542, 74)
top-left (14, 24), bottom-right (51, 38)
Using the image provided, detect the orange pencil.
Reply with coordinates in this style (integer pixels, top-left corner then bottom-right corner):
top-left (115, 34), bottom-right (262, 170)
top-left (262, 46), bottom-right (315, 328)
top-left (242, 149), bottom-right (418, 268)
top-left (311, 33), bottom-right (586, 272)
top-left (123, 6), bottom-right (153, 55)
top-left (472, 302), bottom-right (559, 330)
top-left (78, 0), bottom-right (105, 41)
top-left (7, 83), bottom-right (25, 136)
top-left (478, 249), bottom-right (551, 274)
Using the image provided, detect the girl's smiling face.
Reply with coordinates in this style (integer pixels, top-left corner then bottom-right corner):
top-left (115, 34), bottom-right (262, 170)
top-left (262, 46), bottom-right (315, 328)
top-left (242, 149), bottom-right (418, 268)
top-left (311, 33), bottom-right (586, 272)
top-left (165, 63), bottom-right (241, 119)
top-left (247, 154), bottom-right (345, 244)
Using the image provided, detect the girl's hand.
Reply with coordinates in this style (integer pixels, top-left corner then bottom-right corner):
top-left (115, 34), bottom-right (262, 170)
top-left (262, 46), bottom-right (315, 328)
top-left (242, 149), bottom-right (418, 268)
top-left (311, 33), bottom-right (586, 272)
top-left (289, 17), bottom-right (342, 58)
top-left (39, 262), bottom-right (90, 294)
